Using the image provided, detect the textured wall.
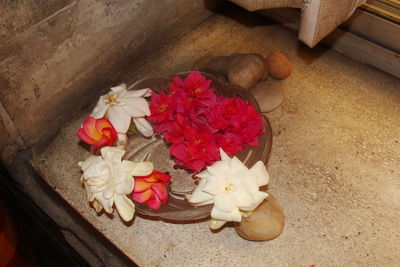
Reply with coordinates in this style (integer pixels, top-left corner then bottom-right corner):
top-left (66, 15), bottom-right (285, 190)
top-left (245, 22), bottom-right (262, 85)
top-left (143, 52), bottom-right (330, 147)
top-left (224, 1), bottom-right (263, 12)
top-left (0, 0), bottom-right (216, 155)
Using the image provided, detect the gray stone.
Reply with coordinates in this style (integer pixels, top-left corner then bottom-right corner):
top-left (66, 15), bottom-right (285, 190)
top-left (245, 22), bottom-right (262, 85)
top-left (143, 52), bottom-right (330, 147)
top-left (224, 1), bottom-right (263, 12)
top-left (227, 54), bottom-right (265, 90)
top-left (250, 79), bottom-right (284, 112)
top-left (235, 194), bottom-right (285, 241)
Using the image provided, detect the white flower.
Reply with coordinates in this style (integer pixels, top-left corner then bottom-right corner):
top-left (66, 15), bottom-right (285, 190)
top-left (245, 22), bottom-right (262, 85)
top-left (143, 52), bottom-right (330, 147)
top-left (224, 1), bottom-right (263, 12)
top-left (78, 146), bottom-right (153, 222)
top-left (91, 84), bottom-right (153, 143)
top-left (187, 149), bottom-right (269, 230)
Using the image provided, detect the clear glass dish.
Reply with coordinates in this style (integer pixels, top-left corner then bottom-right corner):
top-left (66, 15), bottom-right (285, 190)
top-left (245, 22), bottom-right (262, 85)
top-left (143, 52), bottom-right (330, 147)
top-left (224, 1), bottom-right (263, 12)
top-left (124, 72), bottom-right (273, 222)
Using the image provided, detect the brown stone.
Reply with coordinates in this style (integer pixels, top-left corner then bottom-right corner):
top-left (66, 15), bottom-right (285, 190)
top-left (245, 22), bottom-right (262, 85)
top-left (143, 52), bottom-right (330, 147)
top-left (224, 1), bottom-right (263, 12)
top-left (227, 54), bottom-right (265, 90)
top-left (235, 194), bottom-right (285, 241)
top-left (252, 53), bottom-right (269, 81)
top-left (192, 55), bottom-right (215, 70)
top-left (250, 79), bottom-right (284, 112)
top-left (266, 52), bottom-right (292, 79)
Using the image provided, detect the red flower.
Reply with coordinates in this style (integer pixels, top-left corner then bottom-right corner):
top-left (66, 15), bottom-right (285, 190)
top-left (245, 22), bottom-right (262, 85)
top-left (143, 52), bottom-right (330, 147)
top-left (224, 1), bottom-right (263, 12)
top-left (76, 116), bottom-right (117, 153)
top-left (132, 170), bottom-right (171, 210)
top-left (148, 90), bottom-right (173, 123)
top-left (148, 71), bottom-right (264, 173)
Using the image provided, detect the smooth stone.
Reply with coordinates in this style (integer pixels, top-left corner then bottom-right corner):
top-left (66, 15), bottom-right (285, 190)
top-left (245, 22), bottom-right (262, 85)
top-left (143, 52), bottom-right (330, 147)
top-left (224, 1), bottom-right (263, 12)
top-left (252, 53), bottom-right (269, 81)
top-left (266, 52), bottom-right (292, 80)
top-left (235, 194), bottom-right (285, 241)
top-left (249, 79), bottom-right (284, 112)
top-left (227, 54), bottom-right (265, 90)
top-left (205, 55), bottom-right (234, 76)
top-left (192, 55), bottom-right (215, 70)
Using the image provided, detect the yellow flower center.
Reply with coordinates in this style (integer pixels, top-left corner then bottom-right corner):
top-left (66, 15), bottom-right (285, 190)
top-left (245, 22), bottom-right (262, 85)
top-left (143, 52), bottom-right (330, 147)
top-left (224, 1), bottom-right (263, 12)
top-left (104, 93), bottom-right (119, 105)
top-left (224, 183), bottom-right (234, 192)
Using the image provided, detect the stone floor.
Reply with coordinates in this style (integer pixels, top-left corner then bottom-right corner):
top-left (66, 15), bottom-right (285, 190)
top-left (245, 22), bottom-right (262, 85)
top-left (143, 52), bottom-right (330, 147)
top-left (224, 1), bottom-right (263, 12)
top-left (31, 6), bottom-right (400, 267)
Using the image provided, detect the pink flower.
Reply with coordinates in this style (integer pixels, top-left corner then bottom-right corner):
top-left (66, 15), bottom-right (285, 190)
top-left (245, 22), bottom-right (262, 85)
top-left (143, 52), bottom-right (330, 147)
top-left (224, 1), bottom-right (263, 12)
top-left (132, 170), bottom-right (171, 210)
top-left (76, 116), bottom-right (117, 153)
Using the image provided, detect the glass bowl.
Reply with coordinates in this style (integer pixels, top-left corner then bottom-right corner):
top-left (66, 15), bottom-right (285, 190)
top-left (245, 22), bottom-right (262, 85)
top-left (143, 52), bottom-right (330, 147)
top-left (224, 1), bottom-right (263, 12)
top-left (124, 71), bottom-right (273, 222)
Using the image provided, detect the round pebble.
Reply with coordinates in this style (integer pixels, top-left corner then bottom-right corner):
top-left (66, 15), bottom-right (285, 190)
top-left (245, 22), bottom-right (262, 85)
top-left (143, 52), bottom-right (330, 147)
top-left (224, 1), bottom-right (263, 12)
top-left (250, 79), bottom-right (284, 112)
top-left (266, 52), bottom-right (292, 80)
top-left (235, 194), bottom-right (285, 241)
top-left (227, 54), bottom-right (265, 90)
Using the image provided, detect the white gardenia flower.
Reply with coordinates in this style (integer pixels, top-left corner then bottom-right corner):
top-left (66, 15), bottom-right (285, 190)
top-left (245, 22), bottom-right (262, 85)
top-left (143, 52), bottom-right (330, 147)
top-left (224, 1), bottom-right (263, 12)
top-left (78, 146), bottom-right (153, 222)
top-left (187, 149), bottom-right (269, 230)
top-left (91, 84), bottom-right (153, 143)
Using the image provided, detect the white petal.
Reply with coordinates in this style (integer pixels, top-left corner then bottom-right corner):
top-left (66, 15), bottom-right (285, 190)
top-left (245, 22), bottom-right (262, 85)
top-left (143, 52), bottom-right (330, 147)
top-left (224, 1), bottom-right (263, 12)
top-left (211, 206), bottom-right (242, 222)
top-left (187, 180), bottom-right (214, 204)
top-left (240, 191), bottom-right (268, 211)
top-left (133, 118), bottom-right (153, 137)
top-left (115, 176), bottom-right (134, 195)
top-left (214, 194), bottom-right (237, 213)
top-left (207, 161), bottom-right (229, 178)
top-left (122, 161), bottom-right (153, 176)
top-left (202, 176), bottom-right (226, 195)
top-left (100, 146), bottom-right (125, 163)
top-left (210, 219), bottom-right (227, 230)
top-left (78, 155), bottom-right (102, 171)
top-left (250, 161), bottom-right (269, 186)
top-left (123, 97), bottom-right (150, 117)
top-left (114, 195), bottom-right (135, 222)
top-left (219, 148), bottom-right (230, 161)
top-left (91, 97), bottom-right (108, 118)
top-left (95, 193), bottom-right (114, 214)
top-left (125, 88), bottom-right (152, 98)
top-left (106, 105), bottom-right (131, 134)
top-left (111, 84), bottom-right (127, 93)
top-left (117, 133), bottom-right (127, 144)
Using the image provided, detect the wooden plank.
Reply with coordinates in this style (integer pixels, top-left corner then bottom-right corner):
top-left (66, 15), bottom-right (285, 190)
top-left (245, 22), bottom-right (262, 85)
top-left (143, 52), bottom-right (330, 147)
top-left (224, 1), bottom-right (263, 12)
top-left (323, 28), bottom-right (400, 78)
top-left (229, 0), bottom-right (303, 11)
top-left (260, 8), bottom-right (400, 78)
top-left (299, 0), bottom-right (366, 47)
top-left (341, 9), bottom-right (400, 53)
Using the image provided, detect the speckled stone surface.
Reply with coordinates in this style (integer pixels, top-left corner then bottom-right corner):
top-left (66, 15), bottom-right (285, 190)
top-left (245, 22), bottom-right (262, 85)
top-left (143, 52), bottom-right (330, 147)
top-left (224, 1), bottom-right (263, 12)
top-left (32, 8), bottom-right (400, 267)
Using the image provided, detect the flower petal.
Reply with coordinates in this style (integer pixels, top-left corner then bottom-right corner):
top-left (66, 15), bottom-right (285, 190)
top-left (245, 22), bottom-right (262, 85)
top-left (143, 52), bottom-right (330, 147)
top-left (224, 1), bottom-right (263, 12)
top-left (146, 194), bottom-right (162, 210)
top-left (110, 84), bottom-right (127, 93)
top-left (123, 97), bottom-right (151, 117)
top-left (133, 118), bottom-right (153, 137)
top-left (122, 161), bottom-right (153, 176)
top-left (214, 193), bottom-right (237, 213)
top-left (132, 190), bottom-right (153, 203)
top-left (114, 195), bottom-right (135, 222)
top-left (151, 183), bottom-right (168, 203)
top-left (133, 178), bottom-right (153, 193)
top-left (106, 106), bottom-right (131, 134)
top-left (83, 116), bottom-right (102, 141)
top-left (124, 88), bottom-right (152, 98)
top-left (91, 97), bottom-right (108, 118)
top-left (76, 128), bottom-right (97, 145)
top-left (249, 161), bottom-right (269, 186)
top-left (211, 206), bottom-right (241, 222)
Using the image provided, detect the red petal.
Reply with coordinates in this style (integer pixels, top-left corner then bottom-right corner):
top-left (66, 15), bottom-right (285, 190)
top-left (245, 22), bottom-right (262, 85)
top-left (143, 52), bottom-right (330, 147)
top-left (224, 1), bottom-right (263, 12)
top-left (151, 183), bottom-right (168, 202)
top-left (146, 194), bottom-right (162, 210)
top-left (132, 190), bottom-right (153, 203)
top-left (76, 128), bottom-right (96, 145)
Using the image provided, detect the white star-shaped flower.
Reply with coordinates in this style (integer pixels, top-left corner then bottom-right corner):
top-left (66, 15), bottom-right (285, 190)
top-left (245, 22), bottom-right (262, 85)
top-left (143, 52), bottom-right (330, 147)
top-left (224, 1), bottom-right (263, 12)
top-left (91, 84), bottom-right (153, 143)
top-left (79, 146), bottom-right (153, 222)
top-left (187, 149), bottom-right (269, 229)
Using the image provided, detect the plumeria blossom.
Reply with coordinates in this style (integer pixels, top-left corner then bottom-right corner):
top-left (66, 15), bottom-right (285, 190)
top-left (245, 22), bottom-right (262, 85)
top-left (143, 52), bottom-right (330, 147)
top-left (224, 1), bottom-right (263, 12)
top-left (90, 84), bottom-right (153, 144)
top-left (78, 146), bottom-right (153, 222)
top-left (76, 116), bottom-right (118, 153)
top-left (132, 170), bottom-right (171, 210)
top-left (187, 149), bottom-right (269, 230)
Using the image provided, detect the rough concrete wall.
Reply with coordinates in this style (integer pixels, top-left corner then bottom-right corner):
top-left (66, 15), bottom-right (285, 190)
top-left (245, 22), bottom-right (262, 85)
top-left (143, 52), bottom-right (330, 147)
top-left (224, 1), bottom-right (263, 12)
top-left (0, 0), bottom-right (216, 156)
